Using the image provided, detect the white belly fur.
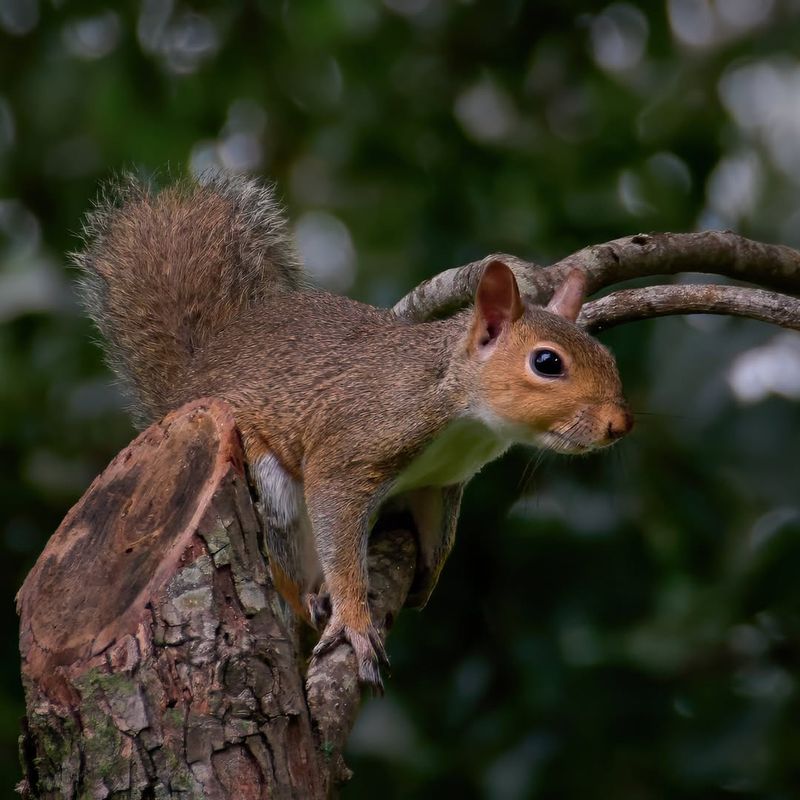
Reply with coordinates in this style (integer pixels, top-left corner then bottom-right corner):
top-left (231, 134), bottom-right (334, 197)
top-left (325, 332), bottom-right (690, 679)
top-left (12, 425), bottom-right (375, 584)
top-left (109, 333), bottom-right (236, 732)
top-left (390, 417), bottom-right (510, 496)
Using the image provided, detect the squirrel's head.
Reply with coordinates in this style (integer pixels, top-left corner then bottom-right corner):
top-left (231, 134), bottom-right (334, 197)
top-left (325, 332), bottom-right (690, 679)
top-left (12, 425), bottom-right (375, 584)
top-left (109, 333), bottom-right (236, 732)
top-left (466, 259), bottom-right (632, 454)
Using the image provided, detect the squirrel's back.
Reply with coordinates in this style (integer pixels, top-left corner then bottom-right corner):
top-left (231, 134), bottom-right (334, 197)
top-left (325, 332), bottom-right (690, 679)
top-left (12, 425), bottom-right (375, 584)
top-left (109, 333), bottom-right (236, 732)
top-left (74, 173), bottom-right (303, 427)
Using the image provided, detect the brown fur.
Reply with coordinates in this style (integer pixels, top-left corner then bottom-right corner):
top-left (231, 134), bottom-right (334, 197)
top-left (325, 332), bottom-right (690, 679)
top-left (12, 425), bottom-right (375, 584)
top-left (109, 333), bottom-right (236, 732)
top-left (75, 174), bottom-right (631, 689)
top-left (269, 561), bottom-right (306, 619)
top-left (74, 173), bottom-right (303, 426)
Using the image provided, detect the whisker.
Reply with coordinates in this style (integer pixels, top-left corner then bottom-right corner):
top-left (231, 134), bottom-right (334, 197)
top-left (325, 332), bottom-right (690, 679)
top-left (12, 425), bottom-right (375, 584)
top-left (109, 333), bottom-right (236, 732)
top-left (613, 440), bottom-right (630, 478)
top-left (520, 448), bottom-right (549, 494)
top-left (607, 446), bottom-right (628, 520)
top-left (632, 410), bottom-right (688, 421)
top-left (517, 450), bottom-right (538, 491)
top-left (551, 417), bottom-right (584, 438)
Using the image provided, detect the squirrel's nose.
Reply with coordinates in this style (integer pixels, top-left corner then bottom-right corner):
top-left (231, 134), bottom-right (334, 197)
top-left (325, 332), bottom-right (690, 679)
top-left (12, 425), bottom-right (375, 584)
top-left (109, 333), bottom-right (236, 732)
top-left (606, 405), bottom-right (634, 441)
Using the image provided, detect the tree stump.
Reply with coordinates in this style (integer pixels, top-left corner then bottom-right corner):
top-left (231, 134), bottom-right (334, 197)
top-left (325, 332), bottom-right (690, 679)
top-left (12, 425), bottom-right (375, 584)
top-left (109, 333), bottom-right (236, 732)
top-left (17, 398), bottom-right (416, 799)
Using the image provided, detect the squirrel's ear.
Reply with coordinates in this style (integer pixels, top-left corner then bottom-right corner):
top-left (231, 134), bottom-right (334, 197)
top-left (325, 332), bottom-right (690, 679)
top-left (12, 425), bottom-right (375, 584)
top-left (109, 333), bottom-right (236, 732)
top-left (545, 269), bottom-right (586, 322)
top-left (470, 259), bottom-right (524, 354)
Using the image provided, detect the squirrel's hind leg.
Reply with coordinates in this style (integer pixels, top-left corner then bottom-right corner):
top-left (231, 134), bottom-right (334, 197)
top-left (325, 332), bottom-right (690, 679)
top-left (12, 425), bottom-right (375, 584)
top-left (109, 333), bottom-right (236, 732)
top-left (251, 452), bottom-right (324, 625)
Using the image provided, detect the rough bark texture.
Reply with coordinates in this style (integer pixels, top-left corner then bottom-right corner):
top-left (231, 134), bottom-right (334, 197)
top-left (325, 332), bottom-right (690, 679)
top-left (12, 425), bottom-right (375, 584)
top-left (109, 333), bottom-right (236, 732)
top-left (17, 398), bottom-right (416, 799)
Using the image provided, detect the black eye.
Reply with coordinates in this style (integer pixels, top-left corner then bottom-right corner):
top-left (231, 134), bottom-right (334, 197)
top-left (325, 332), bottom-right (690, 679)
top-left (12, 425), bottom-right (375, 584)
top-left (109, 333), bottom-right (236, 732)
top-left (531, 349), bottom-right (564, 377)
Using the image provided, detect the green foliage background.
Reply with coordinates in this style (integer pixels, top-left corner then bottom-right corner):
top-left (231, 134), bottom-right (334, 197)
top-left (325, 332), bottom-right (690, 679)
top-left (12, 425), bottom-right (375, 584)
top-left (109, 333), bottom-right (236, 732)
top-left (2, 1), bottom-right (800, 797)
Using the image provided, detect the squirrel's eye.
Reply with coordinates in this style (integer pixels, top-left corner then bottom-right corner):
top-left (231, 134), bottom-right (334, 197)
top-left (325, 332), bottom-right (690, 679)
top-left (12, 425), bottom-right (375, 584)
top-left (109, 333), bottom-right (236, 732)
top-left (531, 349), bottom-right (564, 377)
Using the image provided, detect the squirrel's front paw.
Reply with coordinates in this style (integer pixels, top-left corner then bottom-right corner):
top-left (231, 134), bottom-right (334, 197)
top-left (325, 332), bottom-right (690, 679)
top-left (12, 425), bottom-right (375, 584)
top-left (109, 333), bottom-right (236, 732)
top-left (311, 619), bottom-right (389, 694)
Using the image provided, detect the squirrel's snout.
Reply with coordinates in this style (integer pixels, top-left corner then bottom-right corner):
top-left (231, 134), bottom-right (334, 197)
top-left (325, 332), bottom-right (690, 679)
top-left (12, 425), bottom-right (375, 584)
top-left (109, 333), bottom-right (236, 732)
top-left (605, 404), bottom-right (634, 442)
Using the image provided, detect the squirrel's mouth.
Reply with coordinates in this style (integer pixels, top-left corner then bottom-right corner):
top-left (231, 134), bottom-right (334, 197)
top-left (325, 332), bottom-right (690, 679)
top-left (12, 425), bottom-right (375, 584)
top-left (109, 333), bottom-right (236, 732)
top-left (535, 430), bottom-right (594, 455)
top-left (536, 403), bottom-right (632, 454)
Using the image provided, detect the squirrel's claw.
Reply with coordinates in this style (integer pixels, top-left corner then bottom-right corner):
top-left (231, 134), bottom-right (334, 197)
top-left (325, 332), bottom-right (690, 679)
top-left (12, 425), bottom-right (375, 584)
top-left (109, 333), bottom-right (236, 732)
top-left (367, 626), bottom-right (390, 670)
top-left (311, 620), bottom-right (389, 695)
top-left (304, 590), bottom-right (331, 631)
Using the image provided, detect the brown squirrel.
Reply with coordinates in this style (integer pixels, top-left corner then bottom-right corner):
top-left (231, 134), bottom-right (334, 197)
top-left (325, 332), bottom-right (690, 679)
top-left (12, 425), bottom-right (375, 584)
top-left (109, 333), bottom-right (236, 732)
top-left (75, 174), bottom-right (632, 690)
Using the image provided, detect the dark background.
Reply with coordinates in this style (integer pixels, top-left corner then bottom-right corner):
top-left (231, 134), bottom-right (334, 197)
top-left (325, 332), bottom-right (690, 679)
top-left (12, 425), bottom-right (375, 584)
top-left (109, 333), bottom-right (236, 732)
top-left (2, 1), bottom-right (800, 797)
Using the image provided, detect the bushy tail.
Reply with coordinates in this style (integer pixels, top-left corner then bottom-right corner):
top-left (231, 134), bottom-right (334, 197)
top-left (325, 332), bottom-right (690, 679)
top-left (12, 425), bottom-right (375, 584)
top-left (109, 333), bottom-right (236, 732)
top-left (73, 172), bottom-right (303, 427)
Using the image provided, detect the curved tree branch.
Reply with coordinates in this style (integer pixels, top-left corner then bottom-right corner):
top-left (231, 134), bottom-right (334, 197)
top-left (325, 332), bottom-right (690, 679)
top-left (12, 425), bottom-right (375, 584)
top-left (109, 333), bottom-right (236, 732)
top-left (579, 284), bottom-right (800, 333)
top-left (392, 232), bottom-right (800, 324)
top-left (391, 254), bottom-right (540, 322)
top-left (548, 231), bottom-right (800, 298)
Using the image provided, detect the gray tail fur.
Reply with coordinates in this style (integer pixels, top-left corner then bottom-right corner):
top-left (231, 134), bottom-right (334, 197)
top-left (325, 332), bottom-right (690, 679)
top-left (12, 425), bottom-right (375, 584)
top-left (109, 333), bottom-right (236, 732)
top-left (73, 172), bottom-right (303, 427)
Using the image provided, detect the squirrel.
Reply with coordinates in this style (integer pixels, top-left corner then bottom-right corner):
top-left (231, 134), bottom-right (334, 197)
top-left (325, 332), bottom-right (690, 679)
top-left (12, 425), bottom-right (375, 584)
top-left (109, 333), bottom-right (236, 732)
top-left (74, 173), bottom-right (633, 691)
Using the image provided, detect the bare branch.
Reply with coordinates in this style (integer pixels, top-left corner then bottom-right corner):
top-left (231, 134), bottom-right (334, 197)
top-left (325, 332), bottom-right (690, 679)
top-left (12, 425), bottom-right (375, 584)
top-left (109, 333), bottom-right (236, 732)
top-left (579, 284), bottom-right (800, 333)
top-left (391, 254), bottom-right (542, 322)
top-left (548, 231), bottom-right (800, 298)
top-left (392, 232), bottom-right (800, 324)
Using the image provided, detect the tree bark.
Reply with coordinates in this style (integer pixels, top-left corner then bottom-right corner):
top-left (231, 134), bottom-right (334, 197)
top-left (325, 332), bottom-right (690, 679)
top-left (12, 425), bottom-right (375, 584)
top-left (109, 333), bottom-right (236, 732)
top-left (17, 398), bottom-right (416, 799)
